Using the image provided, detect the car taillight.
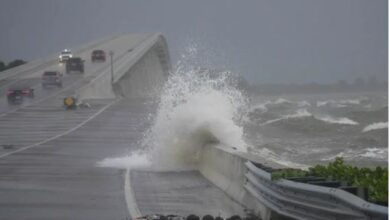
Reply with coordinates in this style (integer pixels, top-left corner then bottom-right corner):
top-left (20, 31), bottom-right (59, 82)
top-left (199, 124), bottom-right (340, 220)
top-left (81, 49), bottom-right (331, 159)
top-left (6, 90), bottom-right (13, 96)
top-left (22, 89), bottom-right (29, 94)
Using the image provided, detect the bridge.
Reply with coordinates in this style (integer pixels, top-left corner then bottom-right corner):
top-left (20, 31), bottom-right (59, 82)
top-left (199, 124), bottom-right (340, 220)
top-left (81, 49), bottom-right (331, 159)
top-left (0, 33), bottom-right (387, 220)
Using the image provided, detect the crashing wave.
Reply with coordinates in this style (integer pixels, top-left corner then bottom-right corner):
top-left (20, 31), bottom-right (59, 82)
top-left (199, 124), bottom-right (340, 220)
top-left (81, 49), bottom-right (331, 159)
top-left (142, 68), bottom-right (248, 170)
top-left (261, 109), bottom-right (358, 126)
top-left (247, 99), bottom-right (312, 125)
top-left (98, 45), bottom-right (248, 170)
top-left (250, 98), bottom-right (311, 112)
top-left (261, 109), bottom-right (312, 125)
top-left (99, 70), bottom-right (248, 170)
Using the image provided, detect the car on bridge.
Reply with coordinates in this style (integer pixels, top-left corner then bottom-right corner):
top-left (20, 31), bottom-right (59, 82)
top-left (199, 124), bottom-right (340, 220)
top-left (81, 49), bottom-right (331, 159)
top-left (42, 71), bottom-right (63, 88)
top-left (6, 85), bottom-right (34, 104)
top-left (91, 49), bottom-right (106, 62)
top-left (65, 57), bottom-right (84, 73)
top-left (59, 49), bottom-right (72, 63)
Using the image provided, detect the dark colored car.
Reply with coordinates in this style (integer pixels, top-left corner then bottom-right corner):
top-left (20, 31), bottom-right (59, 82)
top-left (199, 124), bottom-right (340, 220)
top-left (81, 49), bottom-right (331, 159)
top-left (65, 57), bottom-right (84, 73)
top-left (91, 50), bottom-right (106, 62)
top-left (6, 86), bottom-right (34, 104)
top-left (42, 71), bottom-right (63, 88)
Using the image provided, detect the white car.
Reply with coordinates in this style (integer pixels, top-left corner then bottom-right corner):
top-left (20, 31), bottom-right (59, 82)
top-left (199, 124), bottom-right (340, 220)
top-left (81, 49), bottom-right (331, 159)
top-left (59, 49), bottom-right (73, 63)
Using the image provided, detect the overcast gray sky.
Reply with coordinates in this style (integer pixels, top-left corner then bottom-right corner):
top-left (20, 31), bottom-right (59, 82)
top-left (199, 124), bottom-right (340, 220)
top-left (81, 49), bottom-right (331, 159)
top-left (0, 0), bottom-right (387, 83)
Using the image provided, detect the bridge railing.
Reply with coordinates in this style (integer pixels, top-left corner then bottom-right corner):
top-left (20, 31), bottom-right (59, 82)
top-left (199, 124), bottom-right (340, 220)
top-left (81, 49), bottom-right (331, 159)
top-left (244, 161), bottom-right (388, 220)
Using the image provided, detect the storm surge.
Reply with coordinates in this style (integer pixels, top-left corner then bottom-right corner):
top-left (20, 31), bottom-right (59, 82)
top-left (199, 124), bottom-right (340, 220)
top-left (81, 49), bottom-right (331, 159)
top-left (144, 68), bottom-right (247, 170)
top-left (244, 94), bottom-right (388, 166)
top-left (99, 66), bottom-right (248, 170)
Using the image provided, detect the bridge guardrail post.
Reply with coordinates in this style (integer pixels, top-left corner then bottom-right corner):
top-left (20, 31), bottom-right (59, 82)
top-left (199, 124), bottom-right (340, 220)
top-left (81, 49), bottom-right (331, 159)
top-left (244, 161), bottom-right (388, 220)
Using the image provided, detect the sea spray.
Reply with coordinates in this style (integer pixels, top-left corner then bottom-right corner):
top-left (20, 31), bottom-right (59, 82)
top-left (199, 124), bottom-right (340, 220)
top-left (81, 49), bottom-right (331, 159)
top-left (98, 65), bottom-right (248, 170)
top-left (98, 151), bottom-right (151, 169)
top-left (142, 68), bottom-right (248, 170)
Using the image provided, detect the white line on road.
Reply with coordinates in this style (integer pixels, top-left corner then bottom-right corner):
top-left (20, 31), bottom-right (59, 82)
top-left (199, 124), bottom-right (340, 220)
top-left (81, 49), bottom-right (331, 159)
top-left (125, 168), bottom-right (142, 218)
top-left (0, 99), bottom-right (117, 159)
top-left (0, 35), bottom-right (123, 118)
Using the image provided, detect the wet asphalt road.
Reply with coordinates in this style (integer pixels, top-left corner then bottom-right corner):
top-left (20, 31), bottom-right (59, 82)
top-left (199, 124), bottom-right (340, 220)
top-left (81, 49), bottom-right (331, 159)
top-left (0, 34), bottom-right (245, 219)
top-left (0, 99), bottom-right (153, 220)
top-left (0, 35), bottom-right (152, 220)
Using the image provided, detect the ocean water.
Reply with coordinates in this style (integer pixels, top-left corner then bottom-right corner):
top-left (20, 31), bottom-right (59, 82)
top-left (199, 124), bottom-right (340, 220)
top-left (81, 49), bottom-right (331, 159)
top-left (245, 92), bottom-right (388, 167)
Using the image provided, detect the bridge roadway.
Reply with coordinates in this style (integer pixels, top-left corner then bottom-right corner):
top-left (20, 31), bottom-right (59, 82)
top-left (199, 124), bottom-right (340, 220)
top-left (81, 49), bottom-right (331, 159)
top-left (0, 34), bottom-right (244, 219)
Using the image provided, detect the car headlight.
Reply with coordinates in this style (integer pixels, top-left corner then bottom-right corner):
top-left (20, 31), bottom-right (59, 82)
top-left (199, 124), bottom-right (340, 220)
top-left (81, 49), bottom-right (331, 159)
top-left (69, 54), bottom-right (73, 58)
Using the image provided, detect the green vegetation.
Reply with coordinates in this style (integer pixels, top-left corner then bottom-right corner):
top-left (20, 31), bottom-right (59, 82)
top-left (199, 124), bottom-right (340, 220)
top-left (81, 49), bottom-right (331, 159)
top-left (0, 61), bottom-right (5, 72)
top-left (271, 157), bottom-right (388, 204)
top-left (271, 168), bottom-right (307, 180)
top-left (0, 59), bottom-right (27, 72)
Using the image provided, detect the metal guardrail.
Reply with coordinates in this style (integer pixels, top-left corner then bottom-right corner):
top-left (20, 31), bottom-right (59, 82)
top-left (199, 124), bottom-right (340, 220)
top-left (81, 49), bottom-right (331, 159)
top-left (244, 161), bottom-right (388, 220)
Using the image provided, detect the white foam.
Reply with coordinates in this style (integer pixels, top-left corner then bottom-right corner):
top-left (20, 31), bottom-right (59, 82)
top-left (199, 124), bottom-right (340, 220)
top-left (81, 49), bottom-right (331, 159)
top-left (317, 115), bottom-right (359, 125)
top-left (339, 99), bottom-right (361, 105)
top-left (359, 148), bottom-right (388, 159)
top-left (249, 98), bottom-right (311, 116)
top-left (249, 102), bottom-right (268, 113)
top-left (143, 68), bottom-right (248, 170)
top-left (97, 151), bottom-right (151, 169)
top-left (297, 100), bottom-right (311, 107)
top-left (251, 147), bottom-right (309, 170)
top-left (321, 147), bottom-right (388, 161)
top-left (320, 152), bottom-right (345, 161)
top-left (274, 98), bottom-right (292, 104)
top-left (317, 99), bottom-right (361, 108)
top-left (99, 45), bottom-right (248, 170)
top-left (262, 109), bottom-right (312, 125)
top-left (260, 109), bottom-right (359, 126)
top-left (362, 122), bottom-right (388, 132)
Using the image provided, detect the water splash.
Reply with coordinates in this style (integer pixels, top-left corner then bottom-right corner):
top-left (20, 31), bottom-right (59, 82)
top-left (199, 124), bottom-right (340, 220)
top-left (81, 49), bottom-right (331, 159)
top-left (99, 45), bottom-right (248, 170)
top-left (142, 67), bottom-right (248, 170)
top-left (97, 151), bottom-right (151, 169)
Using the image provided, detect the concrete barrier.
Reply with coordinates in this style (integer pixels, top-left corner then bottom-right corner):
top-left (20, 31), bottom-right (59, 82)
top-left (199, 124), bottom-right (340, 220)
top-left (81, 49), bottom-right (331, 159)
top-left (198, 144), bottom-right (388, 220)
top-left (78, 33), bottom-right (170, 100)
top-left (198, 144), bottom-right (273, 220)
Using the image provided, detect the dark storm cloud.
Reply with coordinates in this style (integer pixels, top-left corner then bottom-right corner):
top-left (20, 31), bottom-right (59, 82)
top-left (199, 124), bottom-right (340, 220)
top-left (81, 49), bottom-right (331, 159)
top-left (0, 0), bottom-right (387, 83)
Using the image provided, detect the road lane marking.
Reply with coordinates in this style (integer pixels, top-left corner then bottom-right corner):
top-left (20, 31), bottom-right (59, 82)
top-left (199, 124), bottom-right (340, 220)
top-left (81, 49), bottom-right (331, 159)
top-left (0, 45), bottom-right (131, 118)
top-left (0, 99), bottom-right (117, 159)
top-left (125, 168), bottom-right (142, 218)
top-left (0, 35), bottom-right (123, 117)
top-left (0, 78), bottom-right (85, 117)
top-left (0, 35), bottom-right (120, 88)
